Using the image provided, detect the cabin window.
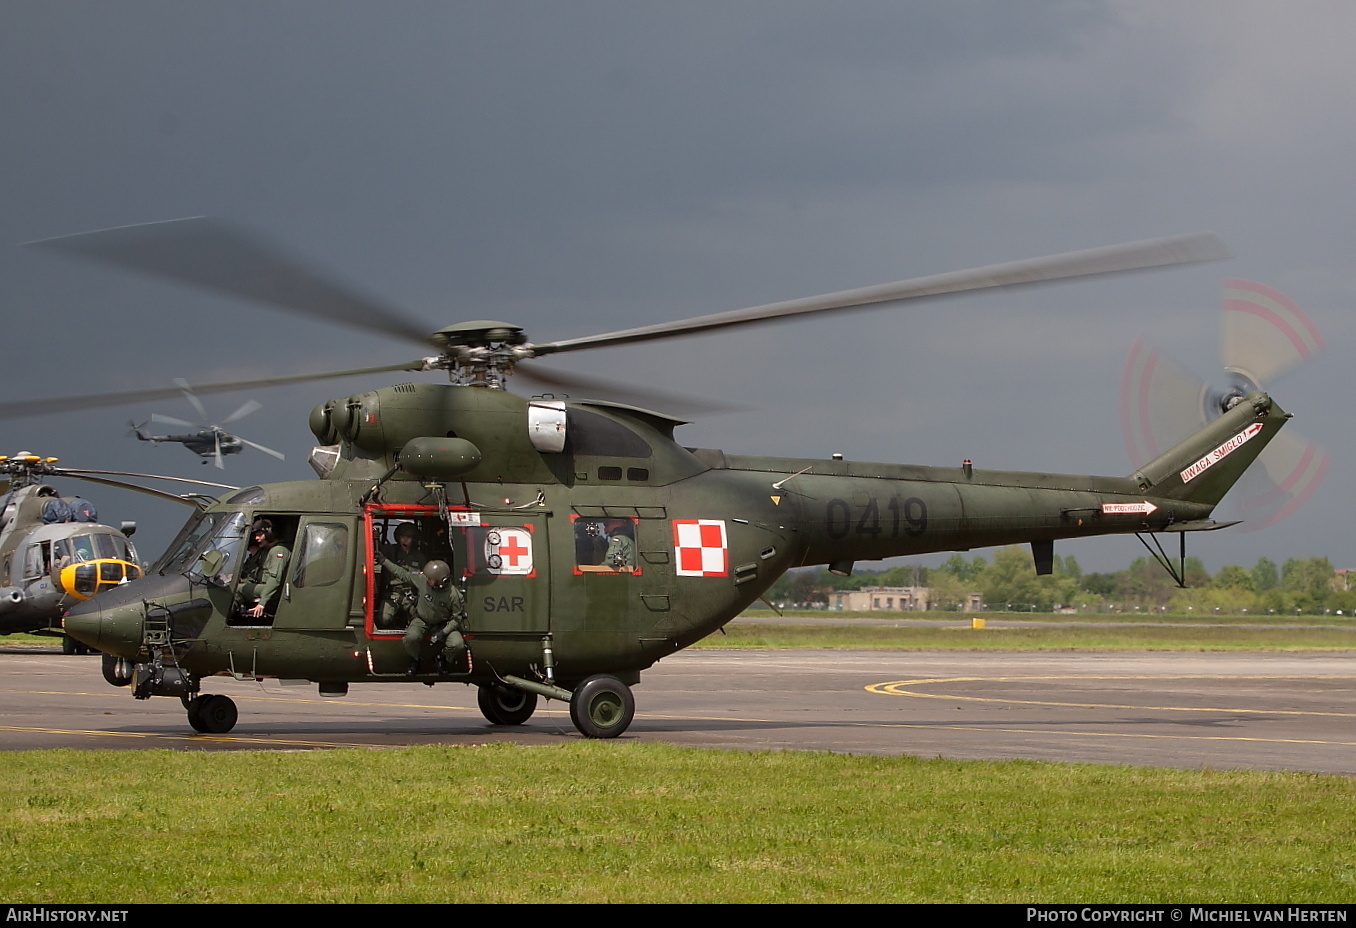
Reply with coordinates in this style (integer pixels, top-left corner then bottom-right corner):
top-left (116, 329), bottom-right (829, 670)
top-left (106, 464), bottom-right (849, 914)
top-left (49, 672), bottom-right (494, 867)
top-left (292, 523), bottom-right (349, 588)
top-left (23, 543), bottom-right (50, 581)
top-left (571, 516), bottom-right (640, 575)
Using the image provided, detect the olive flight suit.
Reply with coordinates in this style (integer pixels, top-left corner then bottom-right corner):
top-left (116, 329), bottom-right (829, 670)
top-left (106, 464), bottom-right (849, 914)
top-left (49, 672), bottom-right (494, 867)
top-left (377, 544), bottom-right (427, 629)
top-left (382, 559), bottom-right (467, 670)
top-left (233, 542), bottom-right (291, 621)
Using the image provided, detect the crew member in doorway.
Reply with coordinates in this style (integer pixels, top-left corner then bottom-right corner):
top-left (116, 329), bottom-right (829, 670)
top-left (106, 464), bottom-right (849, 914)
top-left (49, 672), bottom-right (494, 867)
top-left (377, 522), bottom-right (427, 629)
top-left (375, 550), bottom-right (467, 676)
top-left (233, 518), bottom-right (291, 622)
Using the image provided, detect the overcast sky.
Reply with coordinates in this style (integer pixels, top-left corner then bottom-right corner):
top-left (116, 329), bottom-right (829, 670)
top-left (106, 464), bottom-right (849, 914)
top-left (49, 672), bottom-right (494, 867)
top-left (1, 1), bottom-right (1352, 573)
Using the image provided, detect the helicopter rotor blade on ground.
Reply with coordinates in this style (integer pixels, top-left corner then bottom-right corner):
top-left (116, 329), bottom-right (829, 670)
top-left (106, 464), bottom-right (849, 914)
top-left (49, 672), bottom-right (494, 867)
top-left (27, 217), bottom-right (434, 346)
top-left (532, 233), bottom-right (1231, 356)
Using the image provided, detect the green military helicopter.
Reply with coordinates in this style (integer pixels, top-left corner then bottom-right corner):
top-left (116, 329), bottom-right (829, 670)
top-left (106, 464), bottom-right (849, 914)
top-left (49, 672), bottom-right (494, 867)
top-left (22, 219), bottom-right (1288, 738)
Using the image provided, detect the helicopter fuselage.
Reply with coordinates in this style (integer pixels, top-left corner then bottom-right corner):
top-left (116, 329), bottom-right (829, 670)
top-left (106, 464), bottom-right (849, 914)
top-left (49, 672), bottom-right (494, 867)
top-left (136, 429), bottom-right (244, 460)
top-left (65, 381), bottom-right (1286, 734)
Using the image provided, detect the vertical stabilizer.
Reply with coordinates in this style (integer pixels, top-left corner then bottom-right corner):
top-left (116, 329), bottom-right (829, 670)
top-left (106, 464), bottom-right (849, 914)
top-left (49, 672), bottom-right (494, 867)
top-left (1130, 392), bottom-right (1287, 509)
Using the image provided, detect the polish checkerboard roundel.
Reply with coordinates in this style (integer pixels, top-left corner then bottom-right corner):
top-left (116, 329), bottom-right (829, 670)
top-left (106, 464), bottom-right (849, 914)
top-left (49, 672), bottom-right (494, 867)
top-left (673, 520), bottom-right (728, 577)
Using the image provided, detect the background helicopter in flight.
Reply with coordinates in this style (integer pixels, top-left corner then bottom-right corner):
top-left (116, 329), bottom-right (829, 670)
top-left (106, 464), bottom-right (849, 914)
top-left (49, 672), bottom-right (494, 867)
top-left (129, 379), bottom-right (285, 469)
top-left (10, 219), bottom-right (1287, 739)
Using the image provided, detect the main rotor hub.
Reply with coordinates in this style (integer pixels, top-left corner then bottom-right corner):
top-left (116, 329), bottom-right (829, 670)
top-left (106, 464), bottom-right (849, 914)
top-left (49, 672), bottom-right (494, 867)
top-left (425, 321), bottom-right (536, 388)
top-left (0, 453), bottom-right (60, 489)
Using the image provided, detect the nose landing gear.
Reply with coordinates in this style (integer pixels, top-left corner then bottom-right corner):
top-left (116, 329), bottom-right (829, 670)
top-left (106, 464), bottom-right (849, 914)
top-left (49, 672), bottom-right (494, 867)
top-left (183, 693), bottom-right (239, 734)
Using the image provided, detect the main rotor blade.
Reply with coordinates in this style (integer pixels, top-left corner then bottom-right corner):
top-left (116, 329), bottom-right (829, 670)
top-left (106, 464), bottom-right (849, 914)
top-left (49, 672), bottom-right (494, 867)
top-left (150, 413), bottom-right (197, 430)
top-left (221, 399), bottom-right (263, 426)
top-left (0, 361), bottom-right (426, 422)
top-left (515, 364), bottom-right (744, 419)
top-left (57, 467), bottom-right (239, 491)
top-left (535, 233), bottom-right (1231, 356)
top-left (174, 378), bottom-right (211, 423)
top-left (237, 437), bottom-right (287, 461)
top-left (28, 217), bottom-right (435, 346)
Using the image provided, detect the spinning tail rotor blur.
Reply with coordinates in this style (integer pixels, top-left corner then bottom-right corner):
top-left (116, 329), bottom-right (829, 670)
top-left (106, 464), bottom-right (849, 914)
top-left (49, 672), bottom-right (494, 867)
top-left (1119, 279), bottom-right (1328, 530)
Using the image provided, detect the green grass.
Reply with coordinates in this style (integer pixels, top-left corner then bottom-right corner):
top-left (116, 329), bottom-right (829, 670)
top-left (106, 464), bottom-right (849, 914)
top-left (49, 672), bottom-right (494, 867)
top-left (745, 608), bottom-right (1356, 626)
top-left (700, 622), bottom-right (1356, 650)
top-left (2, 742), bottom-right (1352, 903)
top-left (0, 632), bottom-right (64, 646)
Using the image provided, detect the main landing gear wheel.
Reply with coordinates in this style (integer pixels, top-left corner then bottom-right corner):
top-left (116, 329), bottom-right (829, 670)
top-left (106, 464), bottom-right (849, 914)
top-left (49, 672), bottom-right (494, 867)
top-left (62, 636), bottom-right (91, 656)
top-left (101, 654), bottom-right (133, 687)
top-left (185, 694), bottom-right (238, 734)
top-left (569, 674), bottom-right (635, 739)
top-left (477, 683), bottom-right (538, 726)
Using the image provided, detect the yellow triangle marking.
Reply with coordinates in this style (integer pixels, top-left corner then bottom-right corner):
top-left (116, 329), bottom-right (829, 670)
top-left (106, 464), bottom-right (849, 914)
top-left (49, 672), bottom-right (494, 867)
top-left (770, 496), bottom-right (782, 506)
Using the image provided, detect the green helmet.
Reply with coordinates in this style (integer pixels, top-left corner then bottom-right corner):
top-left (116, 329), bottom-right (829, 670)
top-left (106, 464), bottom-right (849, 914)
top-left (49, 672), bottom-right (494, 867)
top-left (421, 560), bottom-right (451, 588)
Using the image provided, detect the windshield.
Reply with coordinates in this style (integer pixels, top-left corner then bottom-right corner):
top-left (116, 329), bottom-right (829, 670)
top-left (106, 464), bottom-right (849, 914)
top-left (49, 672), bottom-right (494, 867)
top-left (187, 512), bottom-right (249, 586)
top-left (54, 533), bottom-right (133, 564)
top-left (154, 511), bottom-right (246, 577)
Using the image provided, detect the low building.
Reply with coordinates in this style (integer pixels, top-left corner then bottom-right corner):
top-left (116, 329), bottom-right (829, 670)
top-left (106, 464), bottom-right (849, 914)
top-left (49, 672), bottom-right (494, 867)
top-left (829, 586), bottom-right (982, 612)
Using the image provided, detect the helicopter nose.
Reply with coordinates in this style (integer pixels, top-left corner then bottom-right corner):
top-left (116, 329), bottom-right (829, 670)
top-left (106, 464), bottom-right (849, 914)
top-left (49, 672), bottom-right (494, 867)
top-left (64, 598), bottom-right (142, 658)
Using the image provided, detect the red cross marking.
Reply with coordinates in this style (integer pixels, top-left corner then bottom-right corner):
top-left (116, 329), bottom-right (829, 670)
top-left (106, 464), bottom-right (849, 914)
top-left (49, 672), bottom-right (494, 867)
top-left (499, 534), bottom-right (529, 567)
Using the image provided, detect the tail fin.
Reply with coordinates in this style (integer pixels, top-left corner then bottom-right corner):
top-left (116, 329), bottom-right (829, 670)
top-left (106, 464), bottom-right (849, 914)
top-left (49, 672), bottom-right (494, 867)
top-left (1131, 392), bottom-right (1288, 509)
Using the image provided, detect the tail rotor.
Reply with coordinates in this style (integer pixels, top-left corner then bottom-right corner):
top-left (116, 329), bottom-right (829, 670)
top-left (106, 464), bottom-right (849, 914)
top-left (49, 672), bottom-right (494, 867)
top-left (1119, 279), bottom-right (1328, 530)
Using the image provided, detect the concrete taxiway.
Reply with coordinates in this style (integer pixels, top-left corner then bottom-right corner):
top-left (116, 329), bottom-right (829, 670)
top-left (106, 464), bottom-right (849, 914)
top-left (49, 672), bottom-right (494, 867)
top-left (1, 648), bottom-right (1353, 773)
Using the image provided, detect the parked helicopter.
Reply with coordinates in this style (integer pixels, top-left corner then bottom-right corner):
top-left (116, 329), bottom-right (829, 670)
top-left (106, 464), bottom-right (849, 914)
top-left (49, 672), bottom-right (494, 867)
top-left (130, 379), bottom-right (285, 468)
top-left (0, 452), bottom-right (237, 651)
top-left (22, 219), bottom-right (1285, 739)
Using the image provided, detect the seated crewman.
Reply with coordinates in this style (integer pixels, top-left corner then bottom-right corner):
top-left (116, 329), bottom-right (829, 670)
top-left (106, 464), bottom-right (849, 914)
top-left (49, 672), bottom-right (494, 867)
top-left (232, 518), bottom-right (291, 622)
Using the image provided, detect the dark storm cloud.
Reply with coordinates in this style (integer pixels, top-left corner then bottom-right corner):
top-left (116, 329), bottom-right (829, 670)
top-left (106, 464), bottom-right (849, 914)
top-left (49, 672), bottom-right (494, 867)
top-left (0, 2), bottom-right (1349, 571)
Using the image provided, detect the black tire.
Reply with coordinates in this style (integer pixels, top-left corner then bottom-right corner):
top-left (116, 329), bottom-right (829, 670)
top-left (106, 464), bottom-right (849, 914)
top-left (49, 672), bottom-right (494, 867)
top-left (101, 654), bottom-right (132, 687)
top-left (569, 674), bottom-right (635, 739)
top-left (61, 636), bottom-right (89, 655)
top-left (185, 696), bottom-right (207, 732)
top-left (189, 694), bottom-right (238, 734)
top-left (477, 683), bottom-right (538, 725)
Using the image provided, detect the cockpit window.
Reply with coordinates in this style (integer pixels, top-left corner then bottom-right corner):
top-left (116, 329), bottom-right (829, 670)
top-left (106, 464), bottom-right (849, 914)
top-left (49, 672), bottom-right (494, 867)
top-left (53, 533), bottom-right (131, 565)
top-left (186, 512), bottom-right (249, 586)
top-left (155, 511), bottom-right (246, 577)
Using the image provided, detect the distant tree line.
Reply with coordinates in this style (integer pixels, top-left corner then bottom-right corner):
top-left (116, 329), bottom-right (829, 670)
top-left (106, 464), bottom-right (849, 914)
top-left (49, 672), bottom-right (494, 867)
top-left (764, 548), bottom-right (1354, 615)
